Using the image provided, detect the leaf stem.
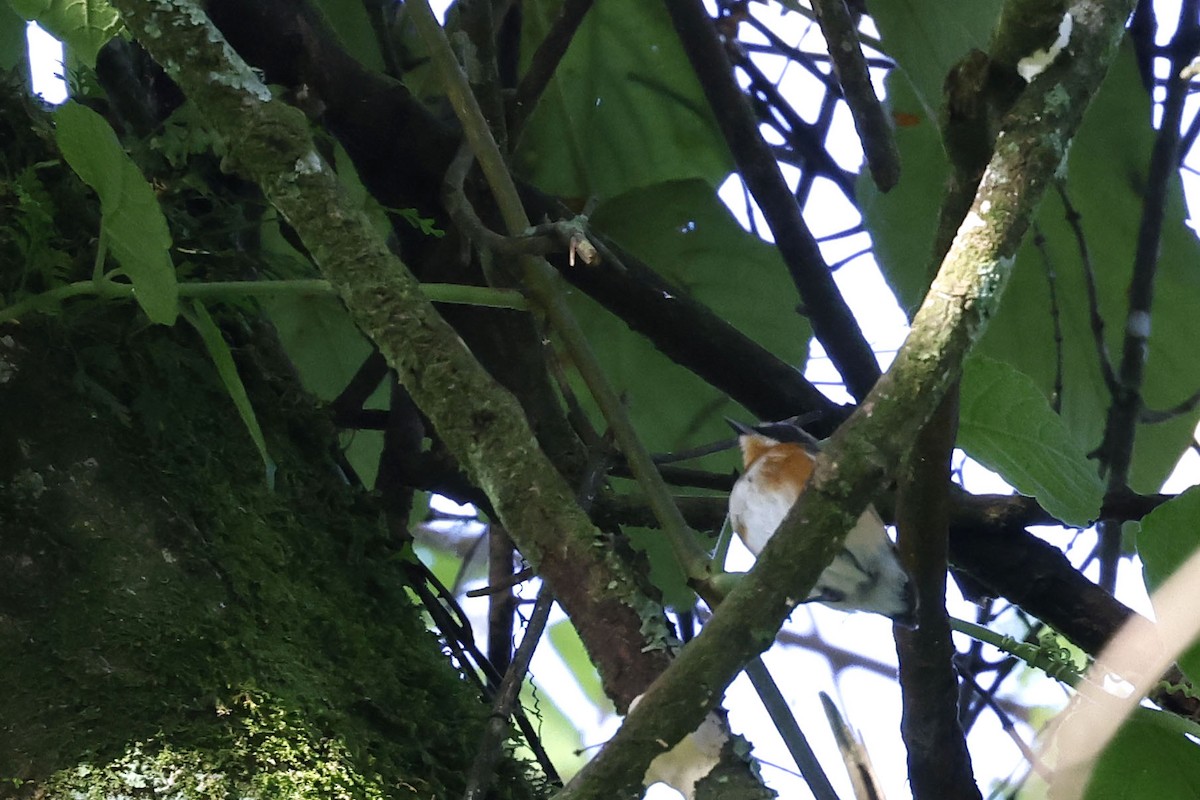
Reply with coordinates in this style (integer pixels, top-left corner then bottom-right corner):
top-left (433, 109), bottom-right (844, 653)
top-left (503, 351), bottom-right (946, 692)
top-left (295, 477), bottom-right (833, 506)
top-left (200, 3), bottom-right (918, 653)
top-left (0, 279), bottom-right (528, 324)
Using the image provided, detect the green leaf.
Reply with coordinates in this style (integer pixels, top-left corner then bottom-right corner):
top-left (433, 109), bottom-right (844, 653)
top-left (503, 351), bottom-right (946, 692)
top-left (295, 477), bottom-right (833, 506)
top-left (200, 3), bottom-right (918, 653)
top-left (866, 44), bottom-right (1200, 492)
top-left (8, 0), bottom-right (119, 66)
top-left (624, 526), bottom-right (695, 610)
top-left (582, 179), bottom-right (808, 456)
top-left (185, 300), bottom-right (276, 489)
top-left (1136, 486), bottom-right (1200, 684)
top-left (547, 619), bottom-right (616, 713)
top-left (55, 100), bottom-right (178, 324)
top-left (869, 0), bottom-right (1003, 118)
top-left (516, 0), bottom-right (732, 201)
top-left (958, 356), bottom-right (1102, 527)
top-left (311, 0), bottom-right (384, 73)
top-left (1, 4), bottom-right (26, 72)
top-left (257, 293), bottom-right (372, 402)
top-left (1084, 708), bottom-right (1200, 799)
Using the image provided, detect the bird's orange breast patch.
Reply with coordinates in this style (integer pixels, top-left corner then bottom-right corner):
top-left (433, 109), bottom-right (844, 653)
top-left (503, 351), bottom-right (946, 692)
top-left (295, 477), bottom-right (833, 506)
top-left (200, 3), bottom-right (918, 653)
top-left (744, 441), bottom-right (816, 497)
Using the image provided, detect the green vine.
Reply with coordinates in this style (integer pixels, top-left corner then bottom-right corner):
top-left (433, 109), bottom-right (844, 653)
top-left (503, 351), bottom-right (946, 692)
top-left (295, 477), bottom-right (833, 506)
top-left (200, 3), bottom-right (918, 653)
top-left (0, 277), bottom-right (528, 324)
top-left (950, 618), bottom-right (1083, 686)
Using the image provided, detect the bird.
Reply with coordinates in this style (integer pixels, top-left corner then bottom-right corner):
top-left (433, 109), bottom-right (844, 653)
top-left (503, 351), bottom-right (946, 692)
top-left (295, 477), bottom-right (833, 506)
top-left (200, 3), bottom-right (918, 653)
top-left (727, 418), bottom-right (917, 626)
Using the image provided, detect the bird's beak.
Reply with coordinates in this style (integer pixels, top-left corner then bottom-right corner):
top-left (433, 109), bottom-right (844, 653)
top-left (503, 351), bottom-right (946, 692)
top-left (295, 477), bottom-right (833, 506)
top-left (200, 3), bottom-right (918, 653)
top-left (725, 417), bottom-right (756, 436)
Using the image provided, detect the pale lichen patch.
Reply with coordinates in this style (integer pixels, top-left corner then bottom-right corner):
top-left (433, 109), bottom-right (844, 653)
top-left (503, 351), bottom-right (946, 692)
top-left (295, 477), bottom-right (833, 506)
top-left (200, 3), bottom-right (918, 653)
top-left (1018, 13), bottom-right (1073, 82)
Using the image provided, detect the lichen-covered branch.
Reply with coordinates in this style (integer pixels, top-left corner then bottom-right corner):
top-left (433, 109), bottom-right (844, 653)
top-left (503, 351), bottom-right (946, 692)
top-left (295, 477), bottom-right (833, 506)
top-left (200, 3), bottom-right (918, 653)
top-left (109, 0), bottom-right (673, 710)
top-left (554, 1), bottom-right (1135, 796)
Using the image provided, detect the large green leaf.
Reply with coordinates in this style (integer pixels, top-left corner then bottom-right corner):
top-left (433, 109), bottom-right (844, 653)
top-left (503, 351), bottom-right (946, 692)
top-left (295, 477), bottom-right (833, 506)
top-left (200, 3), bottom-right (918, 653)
top-left (1084, 708), bottom-right (1200, 799)
top-left (1136, 486), bottom-right (1200, 684)
top-left (1, 4), bottom-right (25, 71)
top-left (8, 0), bottom-right (119, 66)
top-left (312, 0), bottom-right (384, 73)
top-left (958, 356), bottom-right (1102, 527)
top-left (515, 0), bottom-right (732, 202)
top-left (581, 179), bottom-right (809, 456)
top-left (257, 293), bottom-right (372, 402)
top-left (869, 0), bottom-right (1004, 118)
top-left (866, 42), bottom-right (1200, 492)
top-left (55, 100), bottom-right (178, 324)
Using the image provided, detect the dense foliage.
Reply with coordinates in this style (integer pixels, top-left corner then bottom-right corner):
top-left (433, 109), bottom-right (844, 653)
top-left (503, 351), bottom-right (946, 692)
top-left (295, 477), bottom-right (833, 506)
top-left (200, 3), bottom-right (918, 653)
top-left (4, 0), bottom-right (1200, 798)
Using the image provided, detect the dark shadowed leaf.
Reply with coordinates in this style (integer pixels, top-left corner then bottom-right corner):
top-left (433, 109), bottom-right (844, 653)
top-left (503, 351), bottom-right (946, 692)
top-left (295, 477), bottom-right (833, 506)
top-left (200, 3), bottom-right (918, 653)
top-left (581, 179), bottom-right (809, 455)
top-left (516, 0), bottom-right (732, 201)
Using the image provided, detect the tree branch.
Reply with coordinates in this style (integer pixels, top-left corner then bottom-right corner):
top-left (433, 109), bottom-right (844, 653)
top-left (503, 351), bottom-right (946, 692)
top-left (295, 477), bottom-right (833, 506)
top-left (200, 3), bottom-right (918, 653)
top-left (554, 1), bottom-right (1135, 794)
top-left (407, 0), bottom-right (712, 582)
top-left (809, 0), bottom-right (900, 190)
top-left (203, 0), bottom-right (845, 430)
top-left (112, 0), bottom-right (675, 713)
top-left (664, 0), bottom-right (883, 402)
top-left (1096, 0), bottom-right (1197, 590)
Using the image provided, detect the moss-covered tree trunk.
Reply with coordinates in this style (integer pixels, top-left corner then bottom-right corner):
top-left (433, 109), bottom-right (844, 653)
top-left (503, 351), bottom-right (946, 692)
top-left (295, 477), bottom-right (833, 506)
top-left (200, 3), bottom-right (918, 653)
top-left (0, 310), bottom-right (540, 798)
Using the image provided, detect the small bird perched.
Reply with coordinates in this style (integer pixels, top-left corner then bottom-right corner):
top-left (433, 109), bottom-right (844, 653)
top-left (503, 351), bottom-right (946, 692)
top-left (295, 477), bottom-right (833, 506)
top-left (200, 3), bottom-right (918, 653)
top-left (728, 419), bottom-right (917, 626)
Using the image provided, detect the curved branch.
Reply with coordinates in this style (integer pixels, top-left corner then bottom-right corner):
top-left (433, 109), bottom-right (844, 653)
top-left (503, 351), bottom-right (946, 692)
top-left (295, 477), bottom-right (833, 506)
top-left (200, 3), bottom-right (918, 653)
top-left (555, 2), bottom-right (1135, 794)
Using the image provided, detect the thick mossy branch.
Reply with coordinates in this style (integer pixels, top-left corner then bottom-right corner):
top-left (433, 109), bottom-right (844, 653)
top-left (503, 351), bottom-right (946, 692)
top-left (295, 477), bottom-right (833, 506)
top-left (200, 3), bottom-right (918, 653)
top-left (555, 1), bottom-right (1135, 796)
top-left (109, 0), bottom-right (673, 708)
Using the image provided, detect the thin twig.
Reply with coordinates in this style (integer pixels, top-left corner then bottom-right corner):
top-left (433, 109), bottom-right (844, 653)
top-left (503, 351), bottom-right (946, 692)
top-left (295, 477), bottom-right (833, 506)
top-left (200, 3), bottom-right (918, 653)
top-left (809, 0), bottom-right (900, 190)
top-left (743, 658), bottom-right (841, 800)
top-left (1140, 385), bottom-right (1200, 423)
top-left (442, 142), bottom-right (599, 264)
top-left (405, 560), bottom-right (561, 784)
top-left (487, 524), bottom-right (518, 676)
top-left (795, 76), bottom-right (841, 208)
top-left (464, 445), bottom-right (613, 798)
top-left (1055, 182), bottom-right (1118, 395)
top-left (1030, 225), bottom-right (1065, 412)
top-left (463, 583), bottom-right (557, 800)
top-left (734, 50), bottom-right (858, 200)
top-left (958, 672), bottom-right (1053, 781)
top-left (1095, 0), bottom-right (1197, 592)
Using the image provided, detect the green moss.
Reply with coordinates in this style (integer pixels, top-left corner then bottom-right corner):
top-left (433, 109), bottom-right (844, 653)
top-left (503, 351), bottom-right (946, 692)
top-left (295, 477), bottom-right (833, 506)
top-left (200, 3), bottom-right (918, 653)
top-left (0, 317), bottom-right (542, 799)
